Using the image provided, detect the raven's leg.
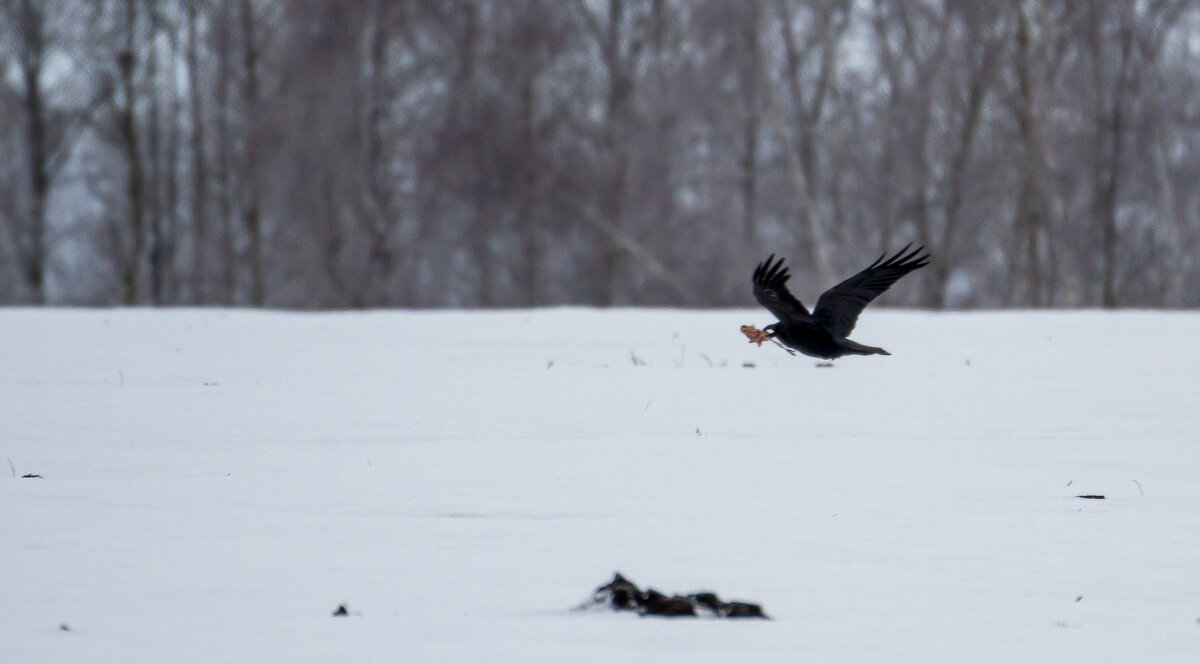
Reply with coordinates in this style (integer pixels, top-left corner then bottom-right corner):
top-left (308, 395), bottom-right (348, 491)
top-left (761, 324), bottom-right (797, 355)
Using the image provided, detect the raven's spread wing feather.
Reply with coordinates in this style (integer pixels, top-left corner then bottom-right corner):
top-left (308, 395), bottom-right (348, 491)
top-left (753, 254), bottom-right (811, 323)
top-left (812, 244), bottom-right (930, 338)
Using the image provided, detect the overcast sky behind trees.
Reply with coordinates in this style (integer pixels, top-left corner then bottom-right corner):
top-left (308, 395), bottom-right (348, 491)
top-left (2, 0), bottom-right (1199, 308)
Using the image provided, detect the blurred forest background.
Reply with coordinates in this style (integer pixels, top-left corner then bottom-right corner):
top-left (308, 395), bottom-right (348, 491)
top-left (2, 0), bottom-right (1199, 308)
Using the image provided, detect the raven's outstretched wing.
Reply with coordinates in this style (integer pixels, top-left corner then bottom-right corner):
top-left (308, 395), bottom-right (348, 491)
top-left (753, 254), bottom-right (811, 323)
top-left (812, 244), bottom-right (930, 338)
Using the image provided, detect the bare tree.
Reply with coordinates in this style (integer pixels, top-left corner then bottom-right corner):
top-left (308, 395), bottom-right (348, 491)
top-left (186, 0), bottom-right (208, 303)
top-left (5, 0), bottom-right (1200, 309)
top-left (12, 0), bottom-right (51, 303)
top-left (928, 4), bottom-right (1006, 308)
top-left (144, 0), bottom-right (164, 303)
top-left (575, 0), bottom-right (644, 305)
top-left (212, 0), bottom-right (235, 304)
top-left (1011, 0), bottom-right (1052, 306)
top-left (1139, 0), bottom-right (1193, 305)
top-left (116, 0), bottom-right (146, 304)
top-left (771, 0), bottom-right (851, 288)
top-left (1089, 0), bottom-right (1134, 308)
top-left (738, 0), bottom-right (763, 249)
top-left (161, 1), bottom-right (184, 304)
top-left (357, 0), bottom-right (396, 307)
top-left (240, 0), bottom-right (265, 305)
top-left (871, 0), bottom-right (948, 305)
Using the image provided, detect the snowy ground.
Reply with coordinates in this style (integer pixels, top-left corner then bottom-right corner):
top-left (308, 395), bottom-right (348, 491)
top-left (3, 307), bottom-right (1200, 663)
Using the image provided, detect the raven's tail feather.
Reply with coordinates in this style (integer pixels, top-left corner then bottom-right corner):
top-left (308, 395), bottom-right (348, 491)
top-left (841, 340), bottom-right (890, 357)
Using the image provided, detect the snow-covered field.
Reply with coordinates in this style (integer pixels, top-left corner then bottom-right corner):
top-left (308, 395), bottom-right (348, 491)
top-left (3, 307), bottom-right (1200, 663)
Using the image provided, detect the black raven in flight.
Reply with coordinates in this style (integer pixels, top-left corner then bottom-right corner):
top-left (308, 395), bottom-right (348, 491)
top-left (751, 245), bottom-right (930, 360)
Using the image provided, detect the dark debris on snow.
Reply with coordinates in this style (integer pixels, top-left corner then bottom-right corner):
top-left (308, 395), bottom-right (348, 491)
top-left (576, 573), bottom-right (769, 619)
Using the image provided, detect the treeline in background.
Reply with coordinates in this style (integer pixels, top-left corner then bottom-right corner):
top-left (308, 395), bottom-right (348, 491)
top-left (2, 0), bottom-right (1199, 308)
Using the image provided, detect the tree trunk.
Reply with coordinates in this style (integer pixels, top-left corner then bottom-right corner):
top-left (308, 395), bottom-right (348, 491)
top-left (1095, 4), bottom-right (1132, 309)
top-left (931, 9), bottom-right (998, 309)
top-left (739, 0), bottom-right (761, 249)
top-left (458, 3), bottom-right (495, 306)
top-left (118, 0), bottom-right (145, 305)
top-left (1013, 0), bottom-right (1046, 307)
top-left (775, 0), bottom-right (848, 288)
top-left (146, 1), bottom-right (163, 304)
top-left (163, 13), bottom-right (183, 303)
top-left (598, 0), bottom-right (630, 306)
top-left (871, 2), bottom-right (901, 253)
top-left (18, 0), bottom-right (49, 304)
top-left (188, 0), bottom-right (208, 303)
top-left (1149, 39), bottom-right (1185, 306)
top-left (241, 0), bottom-right (265, 306)
top-left (362, 0), bottom-right (393, 306)
top-left (517, 71), bottom-right (540, 306)
top-left (215, 0), bottom-right (236, 305)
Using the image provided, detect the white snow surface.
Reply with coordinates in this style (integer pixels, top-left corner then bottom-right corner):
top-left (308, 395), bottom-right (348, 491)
top-left (3, 308), bottom-right (1200, 663)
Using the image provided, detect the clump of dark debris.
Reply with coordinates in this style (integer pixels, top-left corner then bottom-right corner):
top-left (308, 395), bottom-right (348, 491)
top-left (574, 572), bottom-right (768, 619)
